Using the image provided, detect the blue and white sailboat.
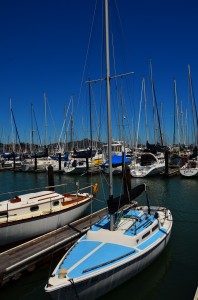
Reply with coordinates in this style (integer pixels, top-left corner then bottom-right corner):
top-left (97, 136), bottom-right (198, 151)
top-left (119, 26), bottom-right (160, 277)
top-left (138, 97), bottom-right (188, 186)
top-left (45, 1), bottom-right (173, 299)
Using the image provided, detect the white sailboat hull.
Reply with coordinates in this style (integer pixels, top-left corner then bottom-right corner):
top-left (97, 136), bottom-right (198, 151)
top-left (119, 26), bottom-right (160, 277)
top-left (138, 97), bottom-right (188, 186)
top-left (180, 168), bottom-right (198, 177)
top-left (47, 225), bottom-right (171, 300)
top-left (180, 160), bottom-right (198, 177)
top-left (46, 205), bottom-right (172, 300)
top-left (0, 196), bottom-right (91, 246)
top-left (131, 164), bottom-right (165, 178)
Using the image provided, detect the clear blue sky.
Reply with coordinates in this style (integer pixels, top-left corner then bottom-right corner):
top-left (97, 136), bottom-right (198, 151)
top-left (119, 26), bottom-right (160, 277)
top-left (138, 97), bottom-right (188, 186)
top-left (0, 0), bottom-right (198, 148)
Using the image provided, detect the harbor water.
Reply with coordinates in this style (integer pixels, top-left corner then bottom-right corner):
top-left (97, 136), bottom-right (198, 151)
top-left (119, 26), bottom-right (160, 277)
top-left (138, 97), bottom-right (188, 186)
top-left (0, 171), bottom-right (197, 300)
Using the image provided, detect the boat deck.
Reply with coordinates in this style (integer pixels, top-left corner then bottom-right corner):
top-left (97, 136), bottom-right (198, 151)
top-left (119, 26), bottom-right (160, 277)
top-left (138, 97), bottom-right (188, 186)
top-left (53, 209), bottom-right (168, 280)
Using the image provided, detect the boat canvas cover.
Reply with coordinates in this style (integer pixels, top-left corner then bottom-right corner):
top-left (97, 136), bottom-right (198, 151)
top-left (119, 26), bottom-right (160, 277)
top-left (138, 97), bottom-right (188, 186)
top-left (107, 184), bottom-right (146, 214)
top-left (102, 154), bottom-right (131, 166)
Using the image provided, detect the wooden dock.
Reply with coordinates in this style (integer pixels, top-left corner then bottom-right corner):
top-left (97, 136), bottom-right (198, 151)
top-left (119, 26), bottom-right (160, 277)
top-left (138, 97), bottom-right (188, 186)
top-left (161, 167), bottom-right (180, 177)
top-left (0, 207), bottom-right (109, 287)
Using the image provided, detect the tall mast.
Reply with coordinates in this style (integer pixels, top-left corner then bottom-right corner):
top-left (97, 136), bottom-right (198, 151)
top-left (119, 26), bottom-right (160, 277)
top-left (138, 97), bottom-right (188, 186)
top-left (31, 103), bottom-right (34, 153)
top-left (188, 64), bottom-right (198, 145)
top-left (149, 60), bottom-right (157, 144)
top-left (44, 92), bottom-right (48, 147)
top-left (105, 0), bottom-right (113, 230)
top-left (135, 78), bottom-right (144, 150)
top-left (10, 98), bottom-right (15, 152)
top-left (88, 79), bottom-right (93, 159)
top-left (149, 61), bottom-right (163, 146)
top-left (174, 80), bottom-right (180, 146)
top-left (70, 96), bottom-right (74, 151)
top-left (143, 78), bottom-right (149, 143)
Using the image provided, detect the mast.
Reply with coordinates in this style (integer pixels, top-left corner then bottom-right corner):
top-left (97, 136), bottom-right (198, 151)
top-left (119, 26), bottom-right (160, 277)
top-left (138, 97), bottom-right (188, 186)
top-left (105, 0), bottom-right (113, 230)
top-left (143, 78), bottom-right (149, 143)
top-left (70, 96), bottom-right (74, 151)
top-left (174, 80), bottom-right (180, 147)
top-left (10, 98), bottom-right (15, 153)
top-left (149, 61), bottom-right (163, 146)
top-left (44, 92), bottom-right (48, 147)
top-left (31, 103), bottom-right (34, 153)
top-left (188, 64), bottom-right (198, 145)
top-left (88, 79), bottom-right (93, 159)
top-left (150, 60), bottom-right (157, 144)
top-left (135, 78), bottom-right (144, 150)
top-left (64, 103), bottom-right (67, 152)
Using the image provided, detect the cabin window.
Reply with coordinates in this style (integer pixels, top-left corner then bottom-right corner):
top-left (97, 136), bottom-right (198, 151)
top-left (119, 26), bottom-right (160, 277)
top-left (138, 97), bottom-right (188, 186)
top-left (152, 224), bottom-right (158, 232)
top-left (53, 201), bottom-right (59, 206)
top-left (0, 212), bottom-right (8, 217)
top-left (142, 231), bottom-right (150, 239)
top-left (30, 205), bottom-right (39, 212)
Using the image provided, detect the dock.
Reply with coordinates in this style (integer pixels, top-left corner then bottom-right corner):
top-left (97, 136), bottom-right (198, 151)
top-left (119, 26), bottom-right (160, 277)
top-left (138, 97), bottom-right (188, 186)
top-left (0, 207), bottom-right (109, 287)
top-left (161, 167), bottom-right (180, 177)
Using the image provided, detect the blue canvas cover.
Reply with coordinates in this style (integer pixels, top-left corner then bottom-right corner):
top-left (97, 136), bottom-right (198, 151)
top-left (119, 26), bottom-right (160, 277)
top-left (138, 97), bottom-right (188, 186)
top-left (102, 154), bottom-right (131, 166)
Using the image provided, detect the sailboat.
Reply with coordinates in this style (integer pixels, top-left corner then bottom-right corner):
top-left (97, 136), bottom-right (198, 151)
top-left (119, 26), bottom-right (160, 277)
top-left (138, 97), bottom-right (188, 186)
top-left (180, 146), bottom-right (198, 177)
top-left (0, 183), bottom-right (94, 246)
top-left (130, 151), bottom-right (165, 177)
top-left (45, 1), bottom-right (173, 299)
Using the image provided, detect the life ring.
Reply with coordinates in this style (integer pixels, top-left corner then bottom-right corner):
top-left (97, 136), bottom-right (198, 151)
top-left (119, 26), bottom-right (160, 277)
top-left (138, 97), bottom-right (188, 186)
top-left (93, 183), bottom-right (99, 194)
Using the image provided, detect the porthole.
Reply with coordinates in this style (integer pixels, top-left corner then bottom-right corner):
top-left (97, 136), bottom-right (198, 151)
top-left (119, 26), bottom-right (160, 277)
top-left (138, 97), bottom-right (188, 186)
top-left (30, 205), bottom-right (39, 212)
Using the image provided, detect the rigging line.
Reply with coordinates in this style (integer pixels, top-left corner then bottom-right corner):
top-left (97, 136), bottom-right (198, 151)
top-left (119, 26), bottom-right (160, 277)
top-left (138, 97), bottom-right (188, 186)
top-left (47, 201), bottom-right (65, 282)
top-left (10, 108), bottom-right (22, 151)
top-left (58, 97), bottom-right (72, 147)
top-left (114, 0), bottom-right (135, 111)
top-left (111, 31), bottom-right (121, 140)
top-left (75, 0), bottom-right (98, 115)
top-left (136, 78), bottom-right (144, 149)
top-left (151, 79), bottom-right (164, 146)
top-left (0, 183), bottom-right (70, 197)
top-left (46, 97), bottom-right (59, 143)
top-left (90, 82), bottom-right (102, 142)
top-left (32, 106), bottom-right (42, 147)
top-left (94, 197), bottom-right (107, 204)
top-left (113, 0), bottom-right (131, 74)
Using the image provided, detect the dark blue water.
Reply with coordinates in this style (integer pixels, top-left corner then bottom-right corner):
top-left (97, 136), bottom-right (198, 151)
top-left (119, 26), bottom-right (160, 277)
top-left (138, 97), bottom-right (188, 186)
top-left (0, 171), bottom-right (197, 300)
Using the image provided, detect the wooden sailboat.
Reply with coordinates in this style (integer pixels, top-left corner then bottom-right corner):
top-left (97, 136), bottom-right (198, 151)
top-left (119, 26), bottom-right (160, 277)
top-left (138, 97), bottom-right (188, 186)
top-left (45, 1), bottom-right (173, 299)
top-left (0, 183), bottom-right (94, 247)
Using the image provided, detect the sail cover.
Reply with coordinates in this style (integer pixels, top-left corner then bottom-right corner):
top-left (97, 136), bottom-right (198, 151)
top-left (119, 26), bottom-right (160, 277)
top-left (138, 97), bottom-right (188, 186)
top-left (102, 154), bottom-right (131, 166)
top-left (107, 184), bottom-right (146, 214)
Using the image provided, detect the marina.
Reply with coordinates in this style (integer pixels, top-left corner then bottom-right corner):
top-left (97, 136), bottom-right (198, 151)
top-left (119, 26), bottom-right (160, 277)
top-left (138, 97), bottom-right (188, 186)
top-left (0, 170), bottom-right (197, 300)
top-left (0, 0), bottom-right (198, 299)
